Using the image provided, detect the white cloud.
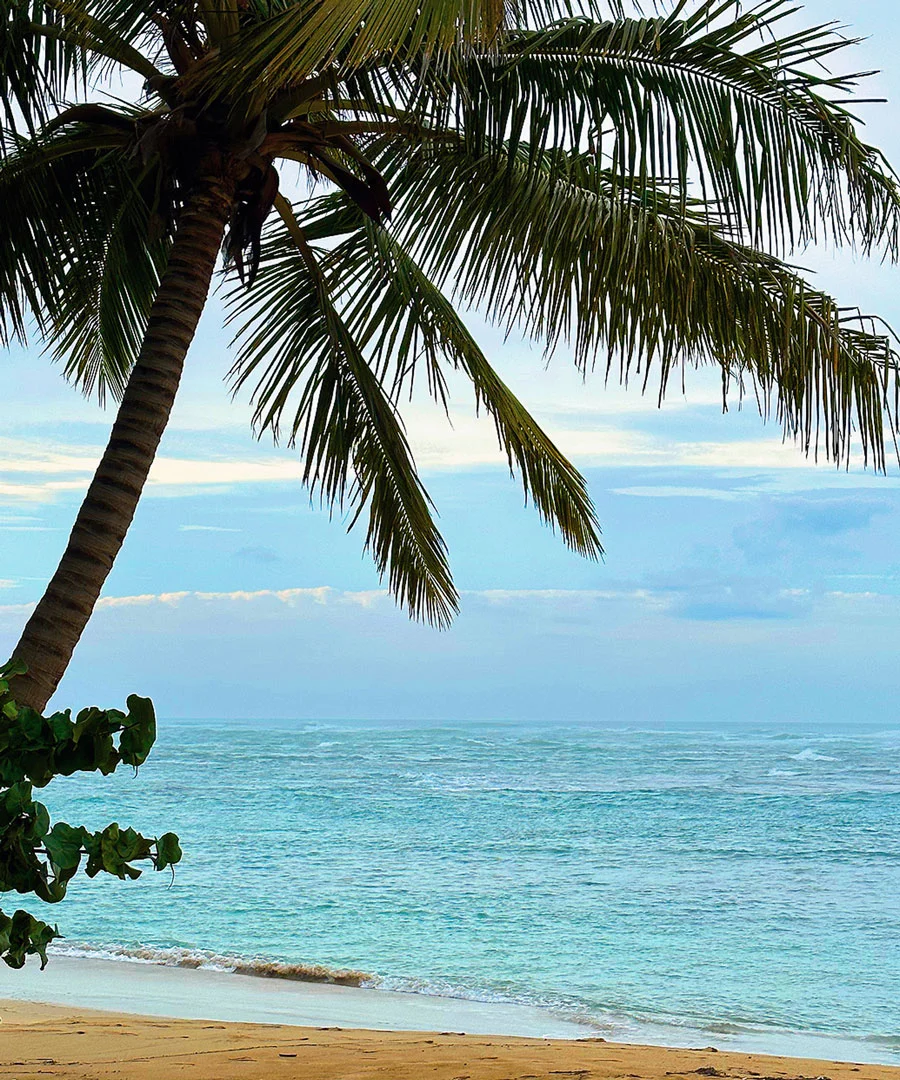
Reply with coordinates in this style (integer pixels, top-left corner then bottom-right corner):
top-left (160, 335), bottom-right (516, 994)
top-left (0, 435), bottom-right (313, 502)
top-left (0, 601), bottom-right (35, 620)
top-left (0, 437), bottom-right (100, 474)
top-left (37, 585), bottom-right (656, 616)
top-left (91, 586), bottom-right (337, 611)
top-left (148, 457), bottom-right (305, 486)
top-left (471, 587), bottom-right (656, 604)
top-left (0, 585), bottom-right (640, 617)
top-left (0, 479), bottom-right (88, 502)
top-left (400, 394), bottom-right (862, 473)
top-left (97, 591), bottom-right (191, 609)
top-left (179, 525), bottom-right (242, 533)
top-left (0, 512), bottom-right (57, 530)
top-left (341, 589), bottom-right (388, 609)
top-left (2, 583), bottom-right (895, 654)
top-left (611, 486), bottom-right (747, 501)
top-left (196, 587), bottom-right (334, 605)
top-left (0, 409), bottom-right (890, 507)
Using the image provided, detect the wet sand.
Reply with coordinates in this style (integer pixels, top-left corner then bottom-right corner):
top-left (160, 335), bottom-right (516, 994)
top-left (2, 999), bottom-right (899, 1080)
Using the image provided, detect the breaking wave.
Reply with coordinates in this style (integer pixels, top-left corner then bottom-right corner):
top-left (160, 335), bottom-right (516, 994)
top-left (53, 941), bottom-right (372, 986)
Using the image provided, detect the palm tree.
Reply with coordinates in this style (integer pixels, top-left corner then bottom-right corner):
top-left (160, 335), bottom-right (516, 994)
top-left (2, 0), bottom-right (899, 712)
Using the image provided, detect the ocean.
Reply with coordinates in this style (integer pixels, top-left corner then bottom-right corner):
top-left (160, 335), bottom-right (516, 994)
top-left (8, 718), bottom-right (900, 1061)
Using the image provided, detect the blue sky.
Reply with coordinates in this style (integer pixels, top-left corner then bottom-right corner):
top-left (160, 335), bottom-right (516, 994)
top-left (3, 1), bottom-right (900, 722)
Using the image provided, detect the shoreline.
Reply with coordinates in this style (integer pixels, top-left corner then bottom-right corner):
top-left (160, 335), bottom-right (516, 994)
top-left (2, 1000), bottom-right (900, 1080)
top-left (0, 954), bottom-right (593, 1040)
top-left (0, 954), bottom-right (897, 1067)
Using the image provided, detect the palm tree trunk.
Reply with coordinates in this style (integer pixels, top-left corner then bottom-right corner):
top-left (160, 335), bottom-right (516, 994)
top-left (10, 164), bottom-right (238, 713)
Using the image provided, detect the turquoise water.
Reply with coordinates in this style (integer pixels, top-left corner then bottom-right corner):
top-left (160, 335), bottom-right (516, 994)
top-left (26, 719), bottom-right (900, 1059)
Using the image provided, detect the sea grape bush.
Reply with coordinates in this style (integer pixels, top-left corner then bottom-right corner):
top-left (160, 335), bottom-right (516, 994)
top-left (0, 659), bottom-right (181, 969)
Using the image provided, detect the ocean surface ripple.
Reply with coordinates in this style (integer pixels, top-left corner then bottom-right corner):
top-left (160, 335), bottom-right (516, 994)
top-left (28, 718), bottom-right (900, 1059)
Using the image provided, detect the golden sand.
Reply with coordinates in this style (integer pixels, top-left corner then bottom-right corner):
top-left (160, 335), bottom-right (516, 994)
top-left (1, 1000), bottom-right (898, 1080)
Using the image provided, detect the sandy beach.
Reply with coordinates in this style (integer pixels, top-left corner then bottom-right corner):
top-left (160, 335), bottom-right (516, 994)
top-left (2, 998), bottom-right (899, 1080)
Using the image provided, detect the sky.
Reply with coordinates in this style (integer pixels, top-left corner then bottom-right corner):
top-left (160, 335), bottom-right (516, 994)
top-left (3, 1), bottom-right (900, 723)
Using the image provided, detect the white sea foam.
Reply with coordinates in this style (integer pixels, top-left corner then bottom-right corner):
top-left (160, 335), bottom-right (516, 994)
top-left (52, 942), bottom-right (371, 985)
top-left (3, 952), bottom-right (597, 1039)
top-left (30, 718), bottom-right (900, 1065)
top-left (790, 748), bottom-right (838, 762)
top-left (29, 945), bottom-right (899, 1065)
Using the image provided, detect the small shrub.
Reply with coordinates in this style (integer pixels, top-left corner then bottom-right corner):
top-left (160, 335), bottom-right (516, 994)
top-left (0, 659), bottom-right (181, 968)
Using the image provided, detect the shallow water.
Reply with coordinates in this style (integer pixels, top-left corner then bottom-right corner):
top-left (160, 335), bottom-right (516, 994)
top-left (16, 718), bottom-right (900, 1060)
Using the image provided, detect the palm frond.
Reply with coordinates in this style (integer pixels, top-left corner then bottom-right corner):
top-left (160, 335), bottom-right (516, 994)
top-left (227, 196), bottom-right (459, 627)
top-left (43, 0), bottom-right (165, 80)
top-left (230, 194), bottom-right (603, 559)
top-left (0, 0), bottom-right (80, 133)
top-left (5, 0), bottom-right (900, 637)
top-left (47, 166), bottom-right (169, 401)
top-left (0, 127), bottom-right (168, 400)
top-left (359, 228), bottom-right (604, 560)
top-left (187, 0), bottom-right (600, 105)
top-left (0, 0), bottom-right (165, 136)
top-left (0, 129), bottom-right (106, 341)
top-left (407, 1), bottom-right (900, 253)
top-left (374, 138), bottom-right (900, 468)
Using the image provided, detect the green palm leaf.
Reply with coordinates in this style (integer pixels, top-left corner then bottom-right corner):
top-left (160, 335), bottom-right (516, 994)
top-left (191, 0), bottom-right (593, 103)
top-left (0, 0), bottom-right (165, 136)
top-left (4, 0), bottom-right (900, 666)
top-left (228, 197), bottom-right (459, 627)
top-left (352, 225), bottom-right (602, 560)
top-left (375, 138), bottom-right (900, 467)
top-left (47, 166), bottom-right (169, 402)
top-left (229, 195), bottom-right (603, 561)
top-left (401, 2), bottom-right (900, 253)
top-left (0, 126), bottom-right (168, 399)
